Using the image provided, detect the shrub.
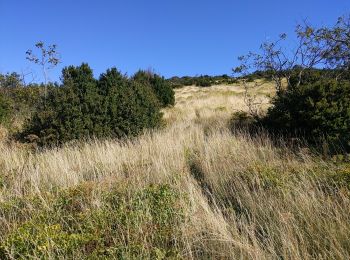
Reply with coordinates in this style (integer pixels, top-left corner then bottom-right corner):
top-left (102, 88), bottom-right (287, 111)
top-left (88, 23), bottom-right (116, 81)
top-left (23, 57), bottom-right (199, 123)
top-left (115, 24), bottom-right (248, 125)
top-left (195, 76), bottom-right (212, 87)
top-left (0, 72), bottom-right (22, 88)
top-left (133, 70), bottom-right (175, 107)
top-left (98, 68), bottom-right (162, 137)
top-left (22, 64), bottom-right (162, 146)
top-left (3, 86), bottom-right (43, 118)
top-left (263, 79), bottom-right (350, 152)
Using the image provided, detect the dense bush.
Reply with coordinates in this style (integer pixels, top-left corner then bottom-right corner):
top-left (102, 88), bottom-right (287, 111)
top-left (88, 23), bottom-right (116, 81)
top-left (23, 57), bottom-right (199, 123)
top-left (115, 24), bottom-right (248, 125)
top-left (2, 86), bottom-right (43, 119)
top-left (133, 70), bottom-right (175, 107)
top-left (263, 78), bottom-right (350, 152)
top-left (22, 64), bottom-right (162, 146)
top-left (98, 68), bottom-right (162, 137)
top-left (0, 73), bottom-right (43, 125)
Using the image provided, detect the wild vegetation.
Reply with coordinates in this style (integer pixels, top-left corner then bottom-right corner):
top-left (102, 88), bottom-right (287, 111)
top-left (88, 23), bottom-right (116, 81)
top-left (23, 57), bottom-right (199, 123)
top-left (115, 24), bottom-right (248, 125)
top-left (133, 70), bottom-right (175, 107)
top-left (167, 74), bottom-right (239, 88)
top-left (0, 14), bottom-right (349, 259)
top-left (20, 64), bottom-right (164, 146)
top-left (1, 84), bottom-right (350, 259)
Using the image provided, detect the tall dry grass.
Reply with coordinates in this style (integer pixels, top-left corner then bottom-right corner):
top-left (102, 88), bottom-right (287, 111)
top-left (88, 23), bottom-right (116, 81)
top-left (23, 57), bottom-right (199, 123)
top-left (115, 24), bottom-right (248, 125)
top-left (0, 84), bottom-right (349, 259)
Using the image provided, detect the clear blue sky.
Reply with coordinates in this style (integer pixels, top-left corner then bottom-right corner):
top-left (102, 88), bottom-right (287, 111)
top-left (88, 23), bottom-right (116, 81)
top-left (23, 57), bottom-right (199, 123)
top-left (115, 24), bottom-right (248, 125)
top-left (1, 0), bottom-right (349, 83)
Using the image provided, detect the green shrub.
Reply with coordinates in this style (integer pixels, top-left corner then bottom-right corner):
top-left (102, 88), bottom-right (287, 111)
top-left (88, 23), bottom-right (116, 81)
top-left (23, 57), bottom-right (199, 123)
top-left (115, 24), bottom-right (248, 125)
top-left (0, 72), bottom-right (22, 88)
top-left (4, 86), bottom-right (43, 120)
top-left (263, 79), bottom-right (350, 152)
top-left (133, 70), bottom-right (175, 107)
top-left (22, 64), bottom-right (162, 146)
top-left (195, 76), bottom-right (212, 87)
top-left (100, 69), bottom-right (162, 137)
top-left (21, 64), bottom-right (102, 145)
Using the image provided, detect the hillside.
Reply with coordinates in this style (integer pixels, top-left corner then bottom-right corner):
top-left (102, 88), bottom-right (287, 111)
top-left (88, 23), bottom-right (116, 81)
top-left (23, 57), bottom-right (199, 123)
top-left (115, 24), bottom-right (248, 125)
top-left (1, 83), bottom-right (350, 259)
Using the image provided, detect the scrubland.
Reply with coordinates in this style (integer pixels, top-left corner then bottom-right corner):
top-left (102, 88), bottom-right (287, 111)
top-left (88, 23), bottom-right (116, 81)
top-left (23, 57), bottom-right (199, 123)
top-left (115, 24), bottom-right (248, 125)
top-left (0, 83), bottom-right (349, 259)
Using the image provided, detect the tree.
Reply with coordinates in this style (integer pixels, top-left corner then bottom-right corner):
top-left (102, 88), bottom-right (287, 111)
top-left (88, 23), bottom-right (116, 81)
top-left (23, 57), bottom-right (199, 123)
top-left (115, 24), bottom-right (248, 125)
top-left (26, 41), bottom-right (61, 98)
top-left (233, 14), bottom-right (350, 93)
top-left (233, 15), bottom-right (350, 152)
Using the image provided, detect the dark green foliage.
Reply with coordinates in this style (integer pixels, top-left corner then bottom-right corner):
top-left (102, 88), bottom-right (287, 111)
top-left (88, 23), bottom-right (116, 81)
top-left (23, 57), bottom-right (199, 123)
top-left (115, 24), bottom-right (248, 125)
top-left (195, 75), bottom-right (212, 87)
top-left (22, 64), bottom-right (162, 146)
top-left (263, 78), bottom-right (350, 152)
top-left (167, 74), bottom-right (238, 88)
top-left (167, 76), bottom-right (195, 88)
top-left (133, 70), bottom-right (175, 107)
top-left (22, 64), bottom-right (102, 145)
top-left (98, 68), bottom-right (162, 137)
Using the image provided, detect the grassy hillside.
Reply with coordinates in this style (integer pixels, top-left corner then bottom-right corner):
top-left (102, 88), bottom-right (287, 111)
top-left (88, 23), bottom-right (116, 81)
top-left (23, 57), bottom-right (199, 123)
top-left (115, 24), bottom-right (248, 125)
top-left (1, 83), bottom-right (349, 259)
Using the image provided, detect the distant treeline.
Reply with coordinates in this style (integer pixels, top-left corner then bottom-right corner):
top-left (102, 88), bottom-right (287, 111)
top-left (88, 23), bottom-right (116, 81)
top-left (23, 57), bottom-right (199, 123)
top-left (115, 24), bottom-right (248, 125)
top-left (167, 74), bottom-right (239, 88)
top-left (166, 68), bottom-right (346, 88)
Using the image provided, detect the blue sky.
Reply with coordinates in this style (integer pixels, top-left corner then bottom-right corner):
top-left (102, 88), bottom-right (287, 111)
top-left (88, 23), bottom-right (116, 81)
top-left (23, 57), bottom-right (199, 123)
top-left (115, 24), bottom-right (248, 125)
top-left (0, 0), bottom-right (349, 83)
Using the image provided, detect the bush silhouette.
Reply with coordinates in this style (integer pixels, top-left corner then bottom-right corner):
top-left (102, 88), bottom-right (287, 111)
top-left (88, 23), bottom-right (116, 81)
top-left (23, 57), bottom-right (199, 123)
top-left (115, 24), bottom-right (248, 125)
top-left (22, 64), bottom-right (162, 146)
top-left (133, 70), bottom-right (175, 107)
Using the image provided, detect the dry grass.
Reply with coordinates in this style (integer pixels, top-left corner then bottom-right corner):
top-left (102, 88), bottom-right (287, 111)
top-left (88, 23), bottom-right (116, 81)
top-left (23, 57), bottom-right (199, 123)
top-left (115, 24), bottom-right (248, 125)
top-left (163, 83), bottom-right (273, 122)
top-left (0, 83), bottom-right (349, 259)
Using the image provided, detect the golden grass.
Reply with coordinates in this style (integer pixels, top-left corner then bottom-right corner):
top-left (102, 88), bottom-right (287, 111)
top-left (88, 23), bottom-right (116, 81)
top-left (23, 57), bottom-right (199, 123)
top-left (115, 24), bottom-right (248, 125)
top-left (163, 83), bottom-right (273, 123)
top-left (0, 83), bottom-right (349, 259)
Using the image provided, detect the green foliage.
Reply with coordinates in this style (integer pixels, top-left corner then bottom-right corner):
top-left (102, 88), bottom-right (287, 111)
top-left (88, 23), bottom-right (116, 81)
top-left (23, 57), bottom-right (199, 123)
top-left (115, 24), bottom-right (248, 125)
top-left (2, 86), bottom-right (43, 120)
top-left (133, 70), bottom-right (175, 107)
top-left (22, 64), bottom-right (162, 146)
top-left (167, 74), bottom-right (238, 88)
top-left (0, 184), bottom-right (185, 259)
top-left (0, 73), bottom-right (43, 125)
top-left (195, 76), bottom-right (212, 87)
top-left (0, 72), bottom-right (23, 88)
top-left (263, 78), bottom-right (350, 152)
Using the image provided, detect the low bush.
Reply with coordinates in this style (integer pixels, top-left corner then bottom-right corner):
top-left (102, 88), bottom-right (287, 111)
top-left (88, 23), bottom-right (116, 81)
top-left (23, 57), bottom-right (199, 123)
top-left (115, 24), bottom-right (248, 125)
top-left (195, 76), bottom-right (212, 87)
top-left (263, 78), bottom-right (350, 152)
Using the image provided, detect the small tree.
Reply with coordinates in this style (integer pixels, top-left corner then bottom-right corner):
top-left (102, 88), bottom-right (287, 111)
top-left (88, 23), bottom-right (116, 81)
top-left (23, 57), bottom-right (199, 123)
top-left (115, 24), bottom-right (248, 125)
top-left (234, 14), bottom-right (350, 93)
top-left (26, 41), bottom-right (61, 98)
